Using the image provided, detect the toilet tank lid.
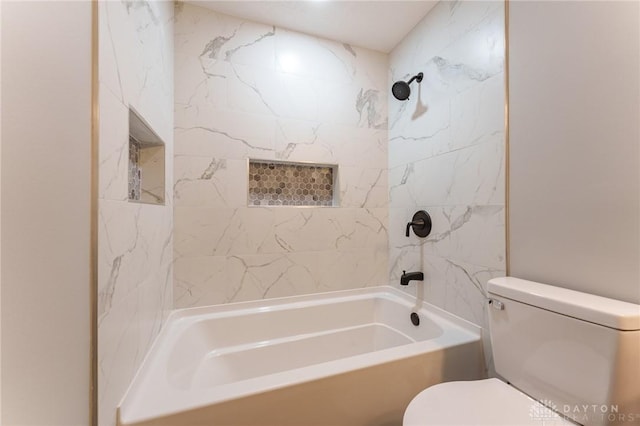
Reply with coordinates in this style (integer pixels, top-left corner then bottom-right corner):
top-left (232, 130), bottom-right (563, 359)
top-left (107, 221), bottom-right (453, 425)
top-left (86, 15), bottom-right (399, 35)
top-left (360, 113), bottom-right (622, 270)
top-left (488, 277), bottom-right (640, 331)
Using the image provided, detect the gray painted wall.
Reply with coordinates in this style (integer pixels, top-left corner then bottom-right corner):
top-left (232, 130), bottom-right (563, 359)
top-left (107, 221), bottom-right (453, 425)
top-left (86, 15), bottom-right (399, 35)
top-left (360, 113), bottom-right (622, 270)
top-left (1, 1), bottom-right (92, 423)
top-left (509, 1), bottom-right (640, 303)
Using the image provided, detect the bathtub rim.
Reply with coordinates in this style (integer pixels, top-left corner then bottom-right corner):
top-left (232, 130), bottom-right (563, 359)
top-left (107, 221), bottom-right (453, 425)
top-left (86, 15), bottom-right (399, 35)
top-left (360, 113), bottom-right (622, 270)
top-left (167, 285), bottom-right (481, 331)
top-left (117, 285), bottom-right (484, 425)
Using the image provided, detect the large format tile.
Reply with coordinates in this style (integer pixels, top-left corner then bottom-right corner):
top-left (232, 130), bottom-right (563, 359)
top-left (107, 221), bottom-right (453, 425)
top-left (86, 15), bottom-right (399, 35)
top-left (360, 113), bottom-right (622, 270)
top-left (173, 3), bottom-right (389, 310)
top-left (389, 0), bottom-right (505, 377)
top-left (174, 157), bottom-right (247, 207)
top-left (99, 84), bottom-right (129, 202)
top-left (389, 137), bottom-right (504, 208)
top-left (98, 2), bottom-right (174, 426)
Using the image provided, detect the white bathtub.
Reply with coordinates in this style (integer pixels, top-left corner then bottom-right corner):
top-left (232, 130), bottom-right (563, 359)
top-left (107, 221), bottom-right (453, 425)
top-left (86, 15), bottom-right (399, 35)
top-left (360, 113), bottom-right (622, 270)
top-left (118, 286), bottom-right (484, 426)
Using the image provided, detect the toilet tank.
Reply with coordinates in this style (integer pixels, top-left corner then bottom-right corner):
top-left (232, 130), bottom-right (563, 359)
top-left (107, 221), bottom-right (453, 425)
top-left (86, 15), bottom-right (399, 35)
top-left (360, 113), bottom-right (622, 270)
top-left (488, 277), bottom-right (640, 426)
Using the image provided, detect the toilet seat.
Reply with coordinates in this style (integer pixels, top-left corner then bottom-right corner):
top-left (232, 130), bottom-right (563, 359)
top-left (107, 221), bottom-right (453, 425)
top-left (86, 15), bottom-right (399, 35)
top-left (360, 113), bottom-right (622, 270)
top-left (403, 379), bottom-right (576, 425)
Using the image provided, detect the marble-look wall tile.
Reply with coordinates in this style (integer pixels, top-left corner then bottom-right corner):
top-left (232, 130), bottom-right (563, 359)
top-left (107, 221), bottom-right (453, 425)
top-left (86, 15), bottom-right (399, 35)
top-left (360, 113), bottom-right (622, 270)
top-left (389, 137), bottom-right (504, 207)
top-left (98, 1), bottom-right (174, 426)
top-left (174, 156), bottom-right (247, 207)
top-left (99, 85), bottom-right (129, 201)
top-left (174, 246), bottom-right (388, 308)
top-left (388, 1), bottom-right (505, 376)
top-left (388, 205), bottom-right (504, 280)
top-left (174, 206), bottom-right (387, 259)
top-left (174, 207), bottom-right (274, 257)
top-left (340, 166), bottom-right (388, 208)
top-left (174, 109), bottom-right (277, 160)
top-left (174, 4), bottom-right (389, 309)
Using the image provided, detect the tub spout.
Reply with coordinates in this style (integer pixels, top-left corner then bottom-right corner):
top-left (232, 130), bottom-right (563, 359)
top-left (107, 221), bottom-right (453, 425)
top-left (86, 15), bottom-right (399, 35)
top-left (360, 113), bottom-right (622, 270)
top-left (400, 270), bottom-right (424, 286)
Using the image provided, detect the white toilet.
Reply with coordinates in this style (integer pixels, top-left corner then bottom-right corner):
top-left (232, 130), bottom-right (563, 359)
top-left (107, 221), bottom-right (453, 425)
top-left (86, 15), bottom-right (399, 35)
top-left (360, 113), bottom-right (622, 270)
top-left (404, 277), bottom-right (640, 426)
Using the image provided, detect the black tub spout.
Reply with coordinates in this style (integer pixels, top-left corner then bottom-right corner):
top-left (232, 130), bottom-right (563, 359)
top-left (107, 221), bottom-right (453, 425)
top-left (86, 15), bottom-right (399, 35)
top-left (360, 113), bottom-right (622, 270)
top-left (400, 270), bottom-right (424, 286)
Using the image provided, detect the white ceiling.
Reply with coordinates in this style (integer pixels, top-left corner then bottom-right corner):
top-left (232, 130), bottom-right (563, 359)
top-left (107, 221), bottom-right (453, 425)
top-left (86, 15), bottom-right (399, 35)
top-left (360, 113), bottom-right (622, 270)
top-left (184, 1), bottom-right (439, 53)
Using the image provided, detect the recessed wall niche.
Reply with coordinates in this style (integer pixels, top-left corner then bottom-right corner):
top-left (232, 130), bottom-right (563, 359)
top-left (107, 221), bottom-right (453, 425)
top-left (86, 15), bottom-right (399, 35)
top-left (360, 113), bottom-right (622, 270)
top-left (248, 160), bottom-right (337, 207)
top-left (128, 108), bottom-right (165, 205)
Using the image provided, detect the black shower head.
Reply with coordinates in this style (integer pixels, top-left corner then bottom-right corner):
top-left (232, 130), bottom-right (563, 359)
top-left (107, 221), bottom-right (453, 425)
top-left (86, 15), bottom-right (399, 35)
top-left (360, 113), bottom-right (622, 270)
top-left (392, 72), bottom-right (423, 101)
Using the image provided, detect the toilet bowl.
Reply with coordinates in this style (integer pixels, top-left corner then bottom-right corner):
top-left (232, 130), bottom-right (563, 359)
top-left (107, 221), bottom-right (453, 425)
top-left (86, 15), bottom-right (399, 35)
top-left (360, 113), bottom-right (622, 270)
top-left (403, 379), bottom-right (574, 425)
top-left (403, 277), bottom-right (640, 426)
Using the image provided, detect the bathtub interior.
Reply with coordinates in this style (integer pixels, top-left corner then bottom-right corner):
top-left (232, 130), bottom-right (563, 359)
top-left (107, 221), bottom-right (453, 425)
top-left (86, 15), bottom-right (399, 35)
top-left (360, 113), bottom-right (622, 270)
top-left (118, 286), bottom-right (483, 425)
top-left (167, 295), bottom-right (446, 390)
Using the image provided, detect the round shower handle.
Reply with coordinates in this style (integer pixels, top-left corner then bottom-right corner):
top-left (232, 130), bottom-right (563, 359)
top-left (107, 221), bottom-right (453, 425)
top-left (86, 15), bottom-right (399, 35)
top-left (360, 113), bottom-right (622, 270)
top-left (405, 210), bottom-right (432, 238)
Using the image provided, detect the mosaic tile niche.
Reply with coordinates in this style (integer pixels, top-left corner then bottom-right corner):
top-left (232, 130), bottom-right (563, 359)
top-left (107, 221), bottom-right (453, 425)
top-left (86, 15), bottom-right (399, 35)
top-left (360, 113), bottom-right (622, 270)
top-left (248, 161), bottom-right (336, 206)
top-left (128, 109), bottom-right (166, 205)
top-left (128, 138), bottom-right (142, 201)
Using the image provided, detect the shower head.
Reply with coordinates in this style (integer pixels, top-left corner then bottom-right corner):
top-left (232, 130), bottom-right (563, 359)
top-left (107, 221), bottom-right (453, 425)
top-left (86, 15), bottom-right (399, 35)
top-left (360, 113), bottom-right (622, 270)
top-left (392, 72), bottom-right (423, 101)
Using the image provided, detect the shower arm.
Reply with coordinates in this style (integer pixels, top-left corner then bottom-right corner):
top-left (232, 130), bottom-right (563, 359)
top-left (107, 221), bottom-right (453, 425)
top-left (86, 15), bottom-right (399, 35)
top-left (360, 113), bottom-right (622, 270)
top-left (406, 72), bottom-right (424, 85)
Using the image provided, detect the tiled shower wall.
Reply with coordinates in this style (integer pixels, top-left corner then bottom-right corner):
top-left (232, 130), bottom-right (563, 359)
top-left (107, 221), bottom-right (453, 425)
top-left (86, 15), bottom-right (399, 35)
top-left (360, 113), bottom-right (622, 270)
top-left (388, 1), bottom-right (506, 373)
top-left (173, 3), bottom-right (389, 308)
top-left (97, 1), bottom-right (173, 425)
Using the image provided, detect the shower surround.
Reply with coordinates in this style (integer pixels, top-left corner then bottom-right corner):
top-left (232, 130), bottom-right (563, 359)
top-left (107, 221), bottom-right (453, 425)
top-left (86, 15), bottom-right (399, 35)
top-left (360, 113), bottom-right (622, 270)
top-left (98, 2), bottom-right (174, 426)
top-left (173, 3), bottom-right (389, 308)
top-left (99, 1), bottom-right (506, 423)
top-left (388, 1), bottom-right (506, 373)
